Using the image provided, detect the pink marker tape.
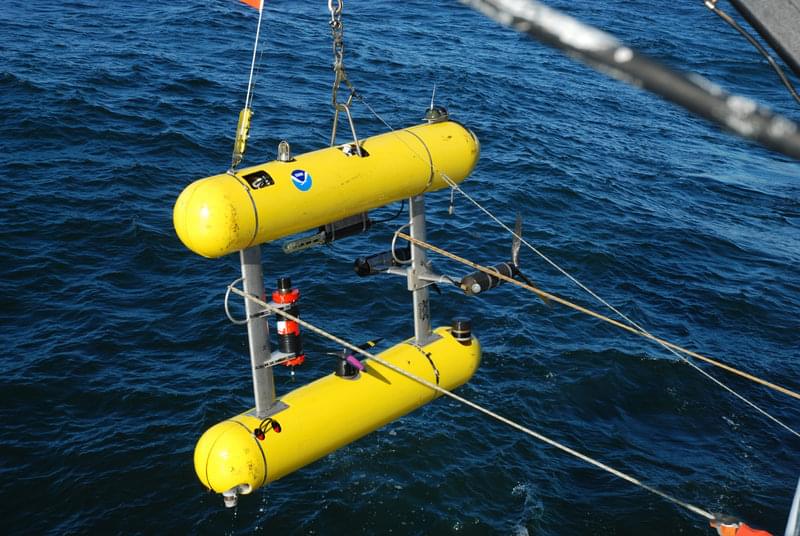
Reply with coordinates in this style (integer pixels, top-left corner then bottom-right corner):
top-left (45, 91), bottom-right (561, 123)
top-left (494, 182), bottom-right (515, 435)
top-left (345, 355), bottom-right (365, 371)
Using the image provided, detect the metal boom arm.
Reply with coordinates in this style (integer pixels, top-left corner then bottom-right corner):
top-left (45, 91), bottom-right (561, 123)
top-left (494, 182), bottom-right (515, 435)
top-left (460, 0), bottom-right (800, 160)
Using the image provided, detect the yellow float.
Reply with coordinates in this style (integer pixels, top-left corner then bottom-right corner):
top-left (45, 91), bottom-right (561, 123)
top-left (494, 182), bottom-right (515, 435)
top-left (195, 327), bottom-right (481, 504)
top-left (173, 120), bottom-right (479, 258)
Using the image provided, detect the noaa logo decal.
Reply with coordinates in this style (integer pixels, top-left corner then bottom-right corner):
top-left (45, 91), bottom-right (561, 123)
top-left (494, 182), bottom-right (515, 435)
top-left (290, 169), bottom-right (313, 192)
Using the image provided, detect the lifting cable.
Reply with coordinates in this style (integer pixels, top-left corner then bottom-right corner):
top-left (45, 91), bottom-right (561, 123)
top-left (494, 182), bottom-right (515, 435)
top-left (228, 285), bottom-right (715, 523)
top-left (242, 1), bottom-right (264, 115)
top-left (230, 0), bottom-right (267, 170)
top-left (217, 6), bottom-right (791, 506)
top-left (437, 173), bottom-right (800, 408)
top-left (351, 87), bottom-right (800, 437)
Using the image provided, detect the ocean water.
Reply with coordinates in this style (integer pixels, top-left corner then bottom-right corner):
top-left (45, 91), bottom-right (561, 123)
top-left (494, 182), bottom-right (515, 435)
top-left (1, 0), bottom-right (799, 534)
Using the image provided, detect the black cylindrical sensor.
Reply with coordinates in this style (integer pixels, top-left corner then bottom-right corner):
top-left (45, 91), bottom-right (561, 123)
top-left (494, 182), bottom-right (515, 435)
top-left (459, 262), bottom-right (514, 296)
top-left (451, 318), bottom-right (472, 344)
top-left (335, 357), bottom-right (358, 378)
top-left (277, 276), bottom-right (292, 292)
top-left (354, 246), bottom-right (411, 276)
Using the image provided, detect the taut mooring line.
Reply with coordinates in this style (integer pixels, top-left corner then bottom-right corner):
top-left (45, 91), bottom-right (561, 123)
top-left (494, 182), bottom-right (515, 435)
top-left (396, 231), bottom-right (800, 440)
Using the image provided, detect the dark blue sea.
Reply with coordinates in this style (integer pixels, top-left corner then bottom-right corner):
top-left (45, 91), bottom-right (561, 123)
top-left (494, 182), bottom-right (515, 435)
top-left (2, 0), bottom-right (799, 534)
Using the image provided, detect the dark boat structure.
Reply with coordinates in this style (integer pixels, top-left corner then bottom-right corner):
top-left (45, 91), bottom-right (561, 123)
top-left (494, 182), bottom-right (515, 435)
top-left (729, 0), bottom-right (800, 78)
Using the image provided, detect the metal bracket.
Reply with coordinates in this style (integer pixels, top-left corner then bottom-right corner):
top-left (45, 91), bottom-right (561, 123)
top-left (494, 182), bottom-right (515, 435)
top-left (257, 350), bottom-right (299, 369)
top-left (385, 266), bottom-right (455, 287)
top-left (245, 400), bottom-right (289, 419)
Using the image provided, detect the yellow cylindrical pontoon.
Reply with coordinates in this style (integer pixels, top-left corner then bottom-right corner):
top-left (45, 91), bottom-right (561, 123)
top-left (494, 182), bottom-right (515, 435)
top-left (194, 326), bottom-right (481, 498)
top-left (174, 120), bottom-right (479, 258)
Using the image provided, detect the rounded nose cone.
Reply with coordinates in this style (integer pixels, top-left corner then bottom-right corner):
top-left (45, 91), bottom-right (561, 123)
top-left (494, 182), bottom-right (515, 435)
top-left (173, 174), bottom-right (257, 258)
top-left (194, 420), bottom-right (266, 493)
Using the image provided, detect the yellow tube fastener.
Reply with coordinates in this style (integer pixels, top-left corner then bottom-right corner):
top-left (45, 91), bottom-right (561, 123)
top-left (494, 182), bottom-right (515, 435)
top-left (174, 120), bottom-right (480, 258)
top-left (230, 107), bottom-right (253, 168)
top-left (195, 326), bottom-right (481, 495)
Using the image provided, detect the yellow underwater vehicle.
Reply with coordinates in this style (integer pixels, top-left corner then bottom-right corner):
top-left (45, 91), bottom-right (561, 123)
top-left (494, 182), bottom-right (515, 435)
top-left (174, 113), bottom-right (488, 507)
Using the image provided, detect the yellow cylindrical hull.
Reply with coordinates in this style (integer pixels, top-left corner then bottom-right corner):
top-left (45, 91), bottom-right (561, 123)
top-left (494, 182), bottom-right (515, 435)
top-left (173, 121), bottom-right (479, 258)
top-left (194, 326), bottom-right (481, 495)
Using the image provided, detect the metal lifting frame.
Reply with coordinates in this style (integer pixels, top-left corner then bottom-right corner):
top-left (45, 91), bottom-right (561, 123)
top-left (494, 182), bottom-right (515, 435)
top-left (407, 195), bottom-right (436, 346)
top-left (240, 195), bottom-right (441, 412)
top-left (240, 246), bottom-right (275, 417)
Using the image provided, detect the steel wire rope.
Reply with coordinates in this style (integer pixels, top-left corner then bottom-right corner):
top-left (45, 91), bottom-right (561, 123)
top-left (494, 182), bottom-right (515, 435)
top-left (213, 0), bottom-right (793, 523)
top-left (395, 230), bottom-right (800, 439)
top-left (227, 0), bottom-right (267, 171)
top-left (228, 284), bottom-right (716, 523)
top-left (243, 0), bottom-right (265, 112)
top-left (246, 15), bottom-right (269, 112)
top-left (353, 90), bottom-right (800, 427)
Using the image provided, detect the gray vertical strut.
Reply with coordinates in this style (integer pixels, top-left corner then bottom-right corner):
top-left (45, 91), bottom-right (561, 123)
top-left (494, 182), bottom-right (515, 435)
top-left (240, 246), bottom-right (275, 417)
top-left (407, 195), bottom-right (434, 345)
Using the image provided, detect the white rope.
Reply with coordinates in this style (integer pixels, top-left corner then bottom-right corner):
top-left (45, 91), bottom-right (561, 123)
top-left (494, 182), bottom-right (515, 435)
top-left (243, 0), bottom-right (265, 111)
top-left (228, 285), bottom-right (714, 521)
top-left (439, 175), bottom-right (800, 440)
top-left (356, 97), bottom-right (799, 437)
